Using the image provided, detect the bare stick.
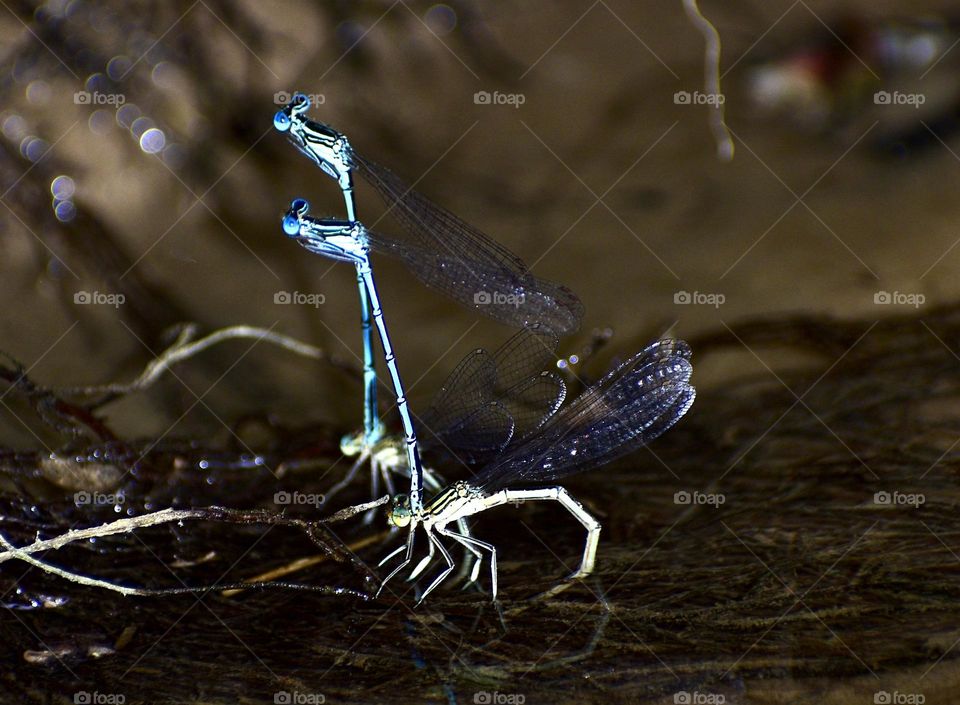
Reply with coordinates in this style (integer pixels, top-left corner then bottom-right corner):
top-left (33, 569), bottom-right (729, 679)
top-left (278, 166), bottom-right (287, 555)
top-left (59, 324), bottom-right (359, 401)
top-left (0, 508), bottom-right (201, 562)
top-left (682, 0), bottom-right (734, 160)
top-left (0, 498), bottom-right (389, 597)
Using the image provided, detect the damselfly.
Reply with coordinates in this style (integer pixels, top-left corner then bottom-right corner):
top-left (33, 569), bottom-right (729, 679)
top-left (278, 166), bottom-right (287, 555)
top-left (274, 94), bottom-right (582, 487)
top-left (377, 339), bottom-right (695, 603)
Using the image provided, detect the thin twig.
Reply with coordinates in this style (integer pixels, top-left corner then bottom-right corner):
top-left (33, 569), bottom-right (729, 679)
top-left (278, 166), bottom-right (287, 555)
top-left (0, 498), bottom-right (389, 597)
top-left (682, 0), bottom-right (734, 160)
top-left (59, 324), bottom-right (359, 402)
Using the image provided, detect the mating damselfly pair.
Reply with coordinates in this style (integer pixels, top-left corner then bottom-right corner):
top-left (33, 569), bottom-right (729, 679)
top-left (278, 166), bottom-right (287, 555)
top-left (273, 93), bottom-right (695, 602)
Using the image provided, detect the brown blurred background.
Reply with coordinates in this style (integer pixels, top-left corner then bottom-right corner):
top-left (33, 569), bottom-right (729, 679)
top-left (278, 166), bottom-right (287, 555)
top-left (3, 0), bottom-right (960, 443)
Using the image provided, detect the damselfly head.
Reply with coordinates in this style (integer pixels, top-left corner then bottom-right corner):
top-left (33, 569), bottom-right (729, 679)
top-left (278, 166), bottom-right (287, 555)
top-left (387, 494), bottom-right (413, 528)
top-left (281, 198), bottom-right (310, 237)
top-left (339, 431), bottom-right (364, 456)
top-left (273, 92), bottom-right (311, 133)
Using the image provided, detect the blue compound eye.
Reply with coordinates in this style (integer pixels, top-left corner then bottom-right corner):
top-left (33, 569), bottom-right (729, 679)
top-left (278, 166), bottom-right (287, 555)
top-left (273, 110), bottom-right (291, 132)
top-left (282, 212), bottom-right (300, 237)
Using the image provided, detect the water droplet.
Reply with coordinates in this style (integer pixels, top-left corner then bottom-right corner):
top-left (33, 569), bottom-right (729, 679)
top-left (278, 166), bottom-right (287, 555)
top-left (51, 175), bottom-right (75, 200)
top-left (130, 116), bottom-right (154, 138)
top-left (21, 136), bottom-right (48, 161)
top-left (116, 103), bottom-right (140, 129)
top-left (424, 4), bottom-right (457, 35)
top-left (2, 114), bottom-right (27, 141)
top-left (151, 61), bottom-right (176, 89)
top-left (106, 55), bottom-right (132, 81)
top-left (54, 199), bottom-right (76, 222)
top-left (89, 109), bottom-right (113, 135)
top-left (85, 72), bottom-right (107, 93)
top-left (26, 80), bottom-right (51, 105)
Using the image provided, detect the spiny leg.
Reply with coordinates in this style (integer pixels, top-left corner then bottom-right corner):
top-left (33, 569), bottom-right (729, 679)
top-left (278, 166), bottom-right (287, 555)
top-left (407, 528), bottom-right (437, 581)
top-left (363, 453), bottom-right (381, 524)
top-left (363, 455), bottom-right (396, 525)
top-left (418, 458), bottom-right (477, 582)
top-left (380, 457), bottom-right (397, 498)
top-left (453, 517), bottom-right (481, 584)
top-left (409, 518), bottom-right (479, 586)
top-left (416, 529), bottom-right (455, 605)
top-left (377, 525), bottom-right (417, 598)
top-left (439, 525), bottom-right (498, 599)
top-left (323, 449), bottom-right (369, 504)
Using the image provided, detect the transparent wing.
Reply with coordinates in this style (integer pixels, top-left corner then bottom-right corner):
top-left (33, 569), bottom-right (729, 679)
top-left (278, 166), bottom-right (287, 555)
top-left (356, 154), bottom-right (583, 336)
top-left (417, 327), bottom-right (566, 465)
top-left (473, 339), bottom-right (695, 492)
